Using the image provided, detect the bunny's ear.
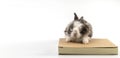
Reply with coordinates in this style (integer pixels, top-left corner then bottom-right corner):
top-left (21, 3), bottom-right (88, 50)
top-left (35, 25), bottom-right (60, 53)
top-left (79, 16), bottom-right (86, 23)
top-left (79, 16), bottom-right (84, 22)
top-left (74, 13), bottom-right (78, 20)
top-left (80, 16), bottom-right (83, 20)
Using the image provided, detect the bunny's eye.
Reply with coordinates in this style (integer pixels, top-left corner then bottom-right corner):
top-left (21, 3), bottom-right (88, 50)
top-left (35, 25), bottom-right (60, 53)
top-left (80, 27), bottom-right (87, 34)
top-left (67, 28), bottom-right (73, 34)
top-left (70, 28), bottom-right (73, 32)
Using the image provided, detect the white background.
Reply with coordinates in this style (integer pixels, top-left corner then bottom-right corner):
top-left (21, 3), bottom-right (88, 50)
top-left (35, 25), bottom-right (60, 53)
top-left (0, 0), bottom-right (120, 58)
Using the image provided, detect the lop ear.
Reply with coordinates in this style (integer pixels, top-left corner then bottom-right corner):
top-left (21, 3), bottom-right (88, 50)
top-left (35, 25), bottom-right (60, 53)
top-left (74, 13), bottom-right (78, 20)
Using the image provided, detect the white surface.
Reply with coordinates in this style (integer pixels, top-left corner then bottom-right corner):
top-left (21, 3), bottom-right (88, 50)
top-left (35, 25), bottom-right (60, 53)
top-left (0, 0), bottom-right (120, 58)
top-left (0, 40), bottom-right (119, 58)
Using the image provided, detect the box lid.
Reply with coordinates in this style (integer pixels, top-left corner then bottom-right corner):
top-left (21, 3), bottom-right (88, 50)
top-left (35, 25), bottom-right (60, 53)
top-left (59, 38), bottom-right (117, 48)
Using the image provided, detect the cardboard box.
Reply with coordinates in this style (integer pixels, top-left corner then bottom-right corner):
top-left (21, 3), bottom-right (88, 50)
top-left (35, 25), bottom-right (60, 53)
top-left (58, 38), bottom-right (118, 55)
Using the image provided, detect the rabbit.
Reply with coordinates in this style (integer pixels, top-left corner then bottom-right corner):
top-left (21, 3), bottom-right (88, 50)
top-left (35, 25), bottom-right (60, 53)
top-left (64, 13), bottom-right (92, 44)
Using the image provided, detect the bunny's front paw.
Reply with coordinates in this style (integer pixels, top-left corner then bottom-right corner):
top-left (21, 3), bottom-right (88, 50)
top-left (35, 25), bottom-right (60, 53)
top-left (65, 36), bottom-right (71, 42)
top-left (82, 37), bottom-right (90, 44)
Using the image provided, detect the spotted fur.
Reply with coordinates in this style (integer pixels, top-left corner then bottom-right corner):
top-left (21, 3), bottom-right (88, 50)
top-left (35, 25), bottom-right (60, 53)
top-left (64, 13), bottom-right (92, 44)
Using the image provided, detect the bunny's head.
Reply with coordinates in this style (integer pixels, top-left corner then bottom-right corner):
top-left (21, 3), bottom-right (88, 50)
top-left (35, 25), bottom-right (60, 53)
top-left (64, 13), bottom-right (91, 39)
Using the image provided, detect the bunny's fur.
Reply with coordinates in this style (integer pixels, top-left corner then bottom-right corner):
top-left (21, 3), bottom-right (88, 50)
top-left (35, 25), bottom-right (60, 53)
top-left (64, 13), bottom-right (92, 44)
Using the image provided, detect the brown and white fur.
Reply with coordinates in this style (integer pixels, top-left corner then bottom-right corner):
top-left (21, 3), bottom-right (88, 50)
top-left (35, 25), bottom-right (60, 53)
top-left (64, 13), bottom-right (92, 44)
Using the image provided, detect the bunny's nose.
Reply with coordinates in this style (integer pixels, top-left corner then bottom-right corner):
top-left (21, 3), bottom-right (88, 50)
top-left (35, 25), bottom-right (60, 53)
top-left (74, 33), bottom-right (77, 37)
top-left (73, 30), bottom-right (77, 37)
